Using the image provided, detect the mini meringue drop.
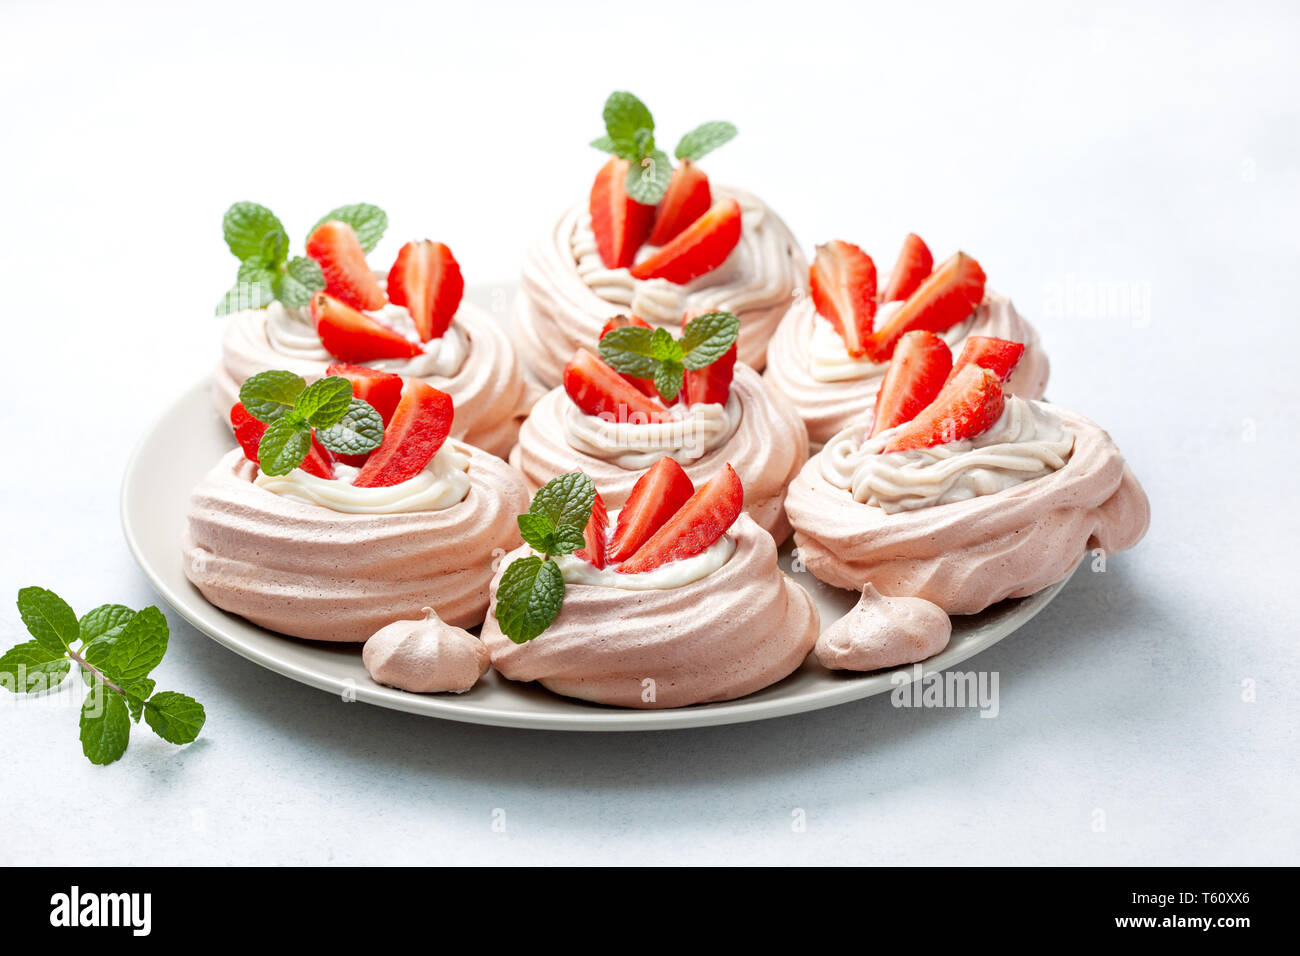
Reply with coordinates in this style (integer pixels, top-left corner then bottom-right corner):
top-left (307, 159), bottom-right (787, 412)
top-left (816, 585), bottom-right (952, 672)
top-left (363, 607), bottom-right (490, 694)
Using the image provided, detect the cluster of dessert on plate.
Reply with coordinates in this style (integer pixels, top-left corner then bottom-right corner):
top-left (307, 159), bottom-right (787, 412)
top-left (183, 92), bottom-right (1149, 709)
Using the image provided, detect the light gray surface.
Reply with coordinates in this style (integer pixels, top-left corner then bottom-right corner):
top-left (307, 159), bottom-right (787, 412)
top-left (1, 0), bottom-right (1296, 865)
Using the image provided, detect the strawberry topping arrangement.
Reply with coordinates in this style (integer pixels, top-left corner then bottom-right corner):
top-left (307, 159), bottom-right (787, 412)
top-left (808, 232), bottom-right (989, 363)
top-left (493, 462), bottom-right (744, 643)
top-left (588, 92), bottom-right (742, 283)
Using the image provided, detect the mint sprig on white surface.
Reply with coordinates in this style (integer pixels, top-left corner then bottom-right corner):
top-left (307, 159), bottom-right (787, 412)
top-left (496, 473), bottom-right (596, 644)
top-left (598, 311), bottom-right (740, 401)
top-left (1, 587), bottom-right (206, 765)
top-left (239, 370), bottom-right (385, 475)
top-left (675, 121), bottom-right (738, 161)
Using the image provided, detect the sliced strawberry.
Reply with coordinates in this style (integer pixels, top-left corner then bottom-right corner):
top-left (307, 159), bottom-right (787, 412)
top-left (864, 251), bottom-right (986, 362)
top-left (387, 240), bottom-right (463, 342)
top-left (230, 403), bottom-right (335, 479)
top-left (305, 220), bottom-right (387, 312)
top-left (679, 310), bottom-right (736, 406)
top-left (617, 464), bottom-right (743, 574)
top-left (647, 159), bottom-right (712, 246)
top-left (353, 380), bottom-right (454, 487)
top-left (312, 292), bottom-right (421, 364)
top-left (598, 314), bottom-right (659, 398)
top-left (574, 490), bottom-right (610, 569)
top-left (629, 198), bottom-right (742, 284)
top-left (870, 331), bottom-right (953, 437)
top-left (324, 362), bottom-right (404, 425)
top-left (608, 458), bottom-right (696, 562)
top-left (946, 335), bottom-right (1025, 384)
top-left (881, 233), bottom-right (934, 302)
top-left (562, 349), bottom-right (670, 423)
top-left (882, 365), bottom-right (1004, 453)
top-left (590, 157), bottom-right (656, 269)
top-left (810, 240), bottom-right (877, 357)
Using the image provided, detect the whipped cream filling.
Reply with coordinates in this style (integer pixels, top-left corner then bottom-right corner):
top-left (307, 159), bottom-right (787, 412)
top-left (263, 301), bottom-right (470, 378)
top-left (552, 531), bottom-right (736, 591)
top-left (563, 393), bottom-right (742, 469)
top-left (254, 440), bottom-right (473, 514)
top-left (807, 299), bottom-right (988, 383)
top-left (820, 396), bottom-right (1075, 513)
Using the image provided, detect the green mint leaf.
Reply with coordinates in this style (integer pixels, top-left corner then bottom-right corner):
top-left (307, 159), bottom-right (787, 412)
top-left (529, 473), bottom-right (596, 531)
top-left (633, 127), bottom-right (655, 156)
top-left (97, 606), bottom-right (168, 684)
top-left (256, 417), bottom-right (312, 476)
top-left (653, 360), bottom-right (685, 402)
top-left (675, 121), bottom-right (738, 161)
top-left (275, 256), bottom-right (325, 309)
top-left (308, 203), bottom-right (387, 253)
top-left (681, 311), bottom-right (741, 370)
top-left (517, 512), bottom-right (558, 554)
top-left (143, 691), bottom-right (206, 744)
top-left (552, 524), bottom-right (588, 556)
top-left (222, 202), bottom-right (286, 262)
top-left (80, 681), bottom-right (130, 766)
top-left (237, 258), bottom-right (278, 290)
top-left (649, 326), bottom-right (683, 362)
top-left (294, 376), bottom-right (354, 428)
top-left (590, 134), bottom-right (620, 155)
top-left (315, 398), bottom-right (384, 455)
top-left (602, 91), bottom-right (654, 156)
top-left (121, 677), bottom-right (156, 722)
top-left (624, 148), bottom-right (671, 205)
top-left (215, 280), bottom-right (274, 316)
top-left (239, 370), bottom-right (306, 423)
top-left (598, 326), bottom-right (661, 379)
top-left (0, 641), bottom-right (70, 694)
top-left (17, 586), bottom-right (78, 654)
top-left (494, 556), bottom-right (565, 644)
top-left (79, 604), bottom-right (136, 645)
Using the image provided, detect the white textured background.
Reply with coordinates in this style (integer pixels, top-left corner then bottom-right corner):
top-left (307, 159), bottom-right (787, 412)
top-left (1, 0), bottom-right (1296, 864)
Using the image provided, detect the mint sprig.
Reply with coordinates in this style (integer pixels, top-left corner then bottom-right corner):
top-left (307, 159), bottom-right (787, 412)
top-left (597, 311), bottom-right (740, 401)
top-left (495, 473), bottom-right (596, 644)
top-left (3, 588), bottom-right (206, 766)
top-left (307, 203), bottom-right (388, 253)
top-left (675, 121), bottom-right (738, 161)
top-left (239, 371), bottom-right (384, 475)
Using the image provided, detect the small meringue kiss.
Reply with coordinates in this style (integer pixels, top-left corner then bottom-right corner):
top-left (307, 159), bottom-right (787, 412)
top-left (362, 607), bottom-right (491, 694)
top-left (816, 585), bottom-right (952, 672)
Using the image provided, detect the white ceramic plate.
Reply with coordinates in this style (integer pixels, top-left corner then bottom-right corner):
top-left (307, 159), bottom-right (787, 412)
top-left (120, 285), bottom-right (1076, 731)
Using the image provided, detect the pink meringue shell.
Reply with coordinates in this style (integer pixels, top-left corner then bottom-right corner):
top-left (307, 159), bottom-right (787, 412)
top-left (816, 585), bottom-right (952, 671)
top-left (363, 607), bottom-right (491, 694)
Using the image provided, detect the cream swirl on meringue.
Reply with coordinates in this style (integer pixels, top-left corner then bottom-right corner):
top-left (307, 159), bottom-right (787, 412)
top-left (552, 531), bottom-right (735, 590)
top-left (821, 396), bottom-right (1074, 514)
top-left (563, 393), bottom-right (741, 469)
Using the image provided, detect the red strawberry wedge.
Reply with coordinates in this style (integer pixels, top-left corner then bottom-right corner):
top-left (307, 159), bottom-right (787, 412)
top-left (230, 403), bottom-right (335, 479)
top-left (312, 292), bottom-right (421, 363)
top-left (810, 240), bottom-right (877, 357)
top-left (353, 381), bottom-right (454, 487)
top-left (864, 251), bottom-right (986, 362)
top-left (599, 314), bottom-right (659, 398)
top-left (563, 349), bottom-right (671, 423)
top-left (629, 198), bottom-right (742, 284)
top-left (680, 310), bottom-right (736, 407)
top-left (883, 365), bottom-right (1004, 453)
top-left (881, 233), bottom-right (934, 302)
top-left (870, 331), bottom-right (953, 437)
top-left (946, 335), bottom-right (1025, 384)
top-left (575, 490), bottom-right (610, 569)
top-left (617, 464), bottom-right (744, 574)
top-left (325, 363), bottom-right (404, 425)
top-left (387, 240), bottom-right (464, 342)
top-left (590, 157), bottom-right (656, 269)
top-left (607, 457), bottom-right (696, 563)
top-left (305, 220), bottom-right (387, 312)
top-left (648, 159), bottom-right (712, 246)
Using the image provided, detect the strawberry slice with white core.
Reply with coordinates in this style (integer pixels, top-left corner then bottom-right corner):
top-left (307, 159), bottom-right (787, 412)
top-left (870, 330), bottom-right (953, 437)
top-left (607, 457), bottom-right (696, 562)
top-left (945, 335), bottom-right (1025, 384)
top-left (387, 240), bottom-right (464, 342)
top-left (881, 233), bottom-right (934, 303)
top-left (590, 157), bottom-right (656, 269)
top-left (230, 403), bottom-right (336, 479)
top-left (864, 251), bottom-right (986, 362)
top-left (312, 292), bottom-right (421, 363)
top-left (305, 220), bottom-right (387, 312)
top-left (325, 362), bottom-right (404, 425)
top-left (629, 198), bottom-right (742, 284)
top-left (353, 380), bottom-right (454, 487)
top-left (680, 310), bottom-right (736, 406)
top-left (574, 490), bottom-right (610, 568)
top-left (882, 364), bottom-right (1004, 454)
top-left (810, 240), bottom-right (877, 357)
top-left (648, 159), bottom-right (712, 247)
top-left (599, 314), bottom-right (660, 398)
top-left (617, 464), bottom-right (744, 574)
top-left (562, 349), bottom-right (670, 424)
